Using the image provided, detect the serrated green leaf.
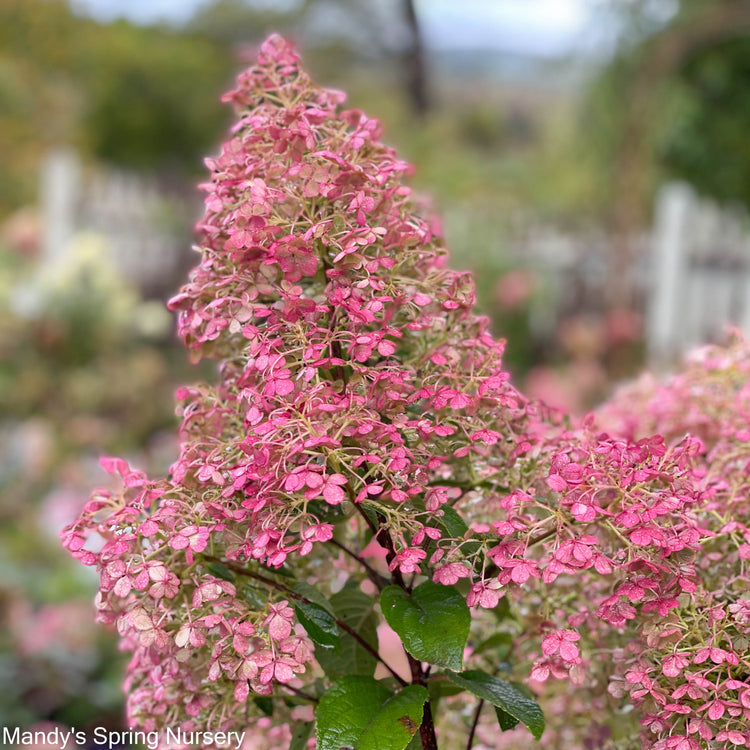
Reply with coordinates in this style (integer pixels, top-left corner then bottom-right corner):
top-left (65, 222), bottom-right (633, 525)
top-left (447, 670), bottom-right (544, 740)
top-left (437, 505), bottom-right (483, 558)
top-left (495, 706), bottom-right (520, 731)
top-left (315, 582), bottom-right (378, 679)
top-left (204, 561), bottom-right (235, 582)
top-left (293, 600), bottom-right (340, 648)
top-left (316, 677), bottom-right (426, 750)
top-left (381, 581), bottom-right (470, 671)
top-left (289, 721), bottom-right (314, 750)
top-left (357, 686), bottom-right (426, 750)
top-left (510, 680), bottom-right (535, 699)
top-left (293, 582), bottom-right (339, 648)
top-left (360, 503), bottom-right (380, 529)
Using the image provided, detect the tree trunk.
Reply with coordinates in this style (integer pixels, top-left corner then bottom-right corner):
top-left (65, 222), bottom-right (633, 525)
top-left (402, 0), bottom-right (430, 115)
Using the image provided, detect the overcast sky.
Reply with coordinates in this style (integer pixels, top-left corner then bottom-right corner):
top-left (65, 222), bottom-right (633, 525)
top-left (70, 0), bottom-right (601, 57)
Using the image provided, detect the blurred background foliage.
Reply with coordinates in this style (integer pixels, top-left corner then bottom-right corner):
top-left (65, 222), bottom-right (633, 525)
top-left (4, 0), bottom-right (750, 221)
top-left (586, 0), bottom-right (750, 234)
top-left (3, 0), bottom-right (750, 736)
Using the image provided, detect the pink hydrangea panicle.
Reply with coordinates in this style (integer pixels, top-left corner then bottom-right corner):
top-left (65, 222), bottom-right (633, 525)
top-left (60, 32), bottom-right (533, 739)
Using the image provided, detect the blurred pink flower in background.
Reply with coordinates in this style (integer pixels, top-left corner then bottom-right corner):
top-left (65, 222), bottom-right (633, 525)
top-left (495, 268), bottom-right (534, 310)
top-left (524, 359), bottom-right (606, 414)
top-left (8, 599), bottom-right (97, 657)
top-left (605, 308), bottom-right (642, 345)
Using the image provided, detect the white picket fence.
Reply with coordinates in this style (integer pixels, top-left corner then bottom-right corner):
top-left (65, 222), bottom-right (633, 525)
top-left (39, 150), bottom-right (750, 366)
top-left (646, 182), bottom-right (750, 366)
top-left (39, 149), bottom-right (192, 297)
top-left (447, 184), bottom-right (750, 368)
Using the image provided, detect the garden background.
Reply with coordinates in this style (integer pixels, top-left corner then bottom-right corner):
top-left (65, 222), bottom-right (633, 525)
top-left (3, 0), bottom-right (750, 742)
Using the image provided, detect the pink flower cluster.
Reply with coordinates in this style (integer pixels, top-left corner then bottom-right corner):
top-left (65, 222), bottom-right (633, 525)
top-left (588, 337), bottom-right (750, 748)
top-left (476, 336), bottom-right (750, 747)
top-left (61, 34), bottom-right (529, 739)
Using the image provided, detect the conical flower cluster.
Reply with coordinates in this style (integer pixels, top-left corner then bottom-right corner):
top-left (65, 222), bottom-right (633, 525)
top-left (62, 34), bottom-right (530, 734)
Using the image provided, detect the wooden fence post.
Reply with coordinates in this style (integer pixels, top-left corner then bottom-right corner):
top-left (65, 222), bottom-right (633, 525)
top-left (39, 148), bottom-right (81, 267)
top-left (646, 182), bottom-right (692, 368)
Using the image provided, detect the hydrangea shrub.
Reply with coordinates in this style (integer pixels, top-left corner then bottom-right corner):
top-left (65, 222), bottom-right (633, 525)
top-left (62, 36), bottom-right (750, 750)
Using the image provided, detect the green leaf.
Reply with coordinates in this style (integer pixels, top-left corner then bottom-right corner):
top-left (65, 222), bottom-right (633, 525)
top-left (381, 581), bottom-right (470, 671)
top-left (316, 582), bottom-right (379, 679)
top-left (316, 676), bottom-right (426, 750)
top-left (289, 721), bottom-right (314, 750)
top-left (293, 582), bottom-right (340, 648)
top-left (438, 505), bottom-right (469, 538)
top-left (204, 561), bottom-right (235, 582)
top-left (473, 631), bottom-right (513, 658)
top-left (240, 585), bottom-right (267, 610)
top-left (508, 680), bottom-right (536, 700)
top-left (307, 497), bottom-right (349, 524)
top-left (447, 670), bottom-right (544, 740)
top-left (427, 679), bottom-right (464, 701)
top-left (495, 706), bottom-right (520, 732)
top-left (437, 506), bottom-right (482, 557)
top-left (357, 685), bottom-right (427, 750)
top-left (293, 600), bottom-right (339, 648)
top-left (359, 503), bottom-right (381, 529)
top-left (253, 696), bottom-right (274, 716)
top-left (293, 581), bottom-right (336, 615)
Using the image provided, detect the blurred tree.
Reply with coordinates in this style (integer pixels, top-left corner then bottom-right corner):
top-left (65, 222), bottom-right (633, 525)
top-left (659, 35), bottom-right (750, 206)
top-left (0, 0), bottom-right (85, 212)
top-left (611, 0), bottom-right (750, 221)
top-left (79, 22), bottom-right (234, 172)
top-left (584, 0), bottom-right (750, 306)
top-left (0, 0), bottom-right (433, 218)
top-left (401, 0), bottom-right (429, 115)
top-left (0, 0), bottom-right (234, 217)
